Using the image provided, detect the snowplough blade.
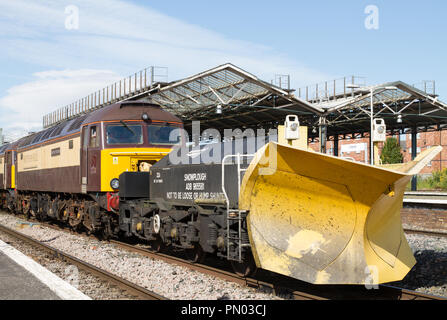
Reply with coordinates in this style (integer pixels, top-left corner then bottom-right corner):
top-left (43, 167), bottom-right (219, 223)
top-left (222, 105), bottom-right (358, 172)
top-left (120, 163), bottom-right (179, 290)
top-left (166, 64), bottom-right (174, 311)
top-left (239, 142), bottom-right (441, 285)
top-left (377, 146), bottom-right (442, 174)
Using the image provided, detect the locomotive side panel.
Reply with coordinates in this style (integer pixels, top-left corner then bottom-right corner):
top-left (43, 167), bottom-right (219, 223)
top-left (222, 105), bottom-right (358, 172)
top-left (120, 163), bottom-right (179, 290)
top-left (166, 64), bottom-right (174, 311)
top-left (0, 154), bottom-right (4, 189)
top-left (17, 135), bottom-right (81, 193)
top-left (150, 163), bottom-right (240, 208)
top-left (4, 151), bottom-right (13, 189)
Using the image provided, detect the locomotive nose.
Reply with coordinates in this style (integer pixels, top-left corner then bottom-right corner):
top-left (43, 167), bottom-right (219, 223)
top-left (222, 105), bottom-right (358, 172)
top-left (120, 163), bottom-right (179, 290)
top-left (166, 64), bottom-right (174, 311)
top-left (239, 142), bottom-right (439, 285)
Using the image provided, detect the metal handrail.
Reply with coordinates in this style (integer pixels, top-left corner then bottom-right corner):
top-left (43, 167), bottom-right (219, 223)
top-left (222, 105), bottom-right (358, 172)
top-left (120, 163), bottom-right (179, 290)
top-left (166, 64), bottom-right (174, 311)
top-left (221, 153), bottom-right (254, 261)
top-left (42, 66), bottom-right (168, 129)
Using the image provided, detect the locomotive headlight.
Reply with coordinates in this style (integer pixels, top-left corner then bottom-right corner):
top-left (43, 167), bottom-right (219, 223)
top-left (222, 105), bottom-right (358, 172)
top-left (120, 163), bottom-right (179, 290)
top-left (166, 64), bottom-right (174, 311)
top-left (110, 178), bottom-right (119, 190)
top-left (142, 112), bottom-right (149, 121)
top-left (290, 123), bottom-right (298, 131)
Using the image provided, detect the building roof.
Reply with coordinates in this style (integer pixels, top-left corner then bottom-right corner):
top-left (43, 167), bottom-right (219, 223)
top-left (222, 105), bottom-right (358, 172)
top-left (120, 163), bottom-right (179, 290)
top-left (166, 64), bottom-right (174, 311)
top-left (317, 81), bottom-right (447, 137)
top-left (141, 63), bottom-right (323, 131)
top-left (41, 62), bottom-right (447, 139)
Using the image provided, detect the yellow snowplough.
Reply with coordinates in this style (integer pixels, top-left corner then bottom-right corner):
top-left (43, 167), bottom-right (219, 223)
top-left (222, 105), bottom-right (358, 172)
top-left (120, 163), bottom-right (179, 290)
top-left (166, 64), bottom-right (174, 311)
top-left (239, 142), bottom-right (441, 284)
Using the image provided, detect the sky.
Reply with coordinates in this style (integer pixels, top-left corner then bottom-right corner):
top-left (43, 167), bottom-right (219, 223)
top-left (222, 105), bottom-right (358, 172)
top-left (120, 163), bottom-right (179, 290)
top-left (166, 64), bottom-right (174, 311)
top-left (0, 0), bottom-right (446, 141)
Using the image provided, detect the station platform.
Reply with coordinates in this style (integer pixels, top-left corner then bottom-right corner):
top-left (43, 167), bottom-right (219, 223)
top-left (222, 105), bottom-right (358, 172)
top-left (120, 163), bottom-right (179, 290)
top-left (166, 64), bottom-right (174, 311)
top-left (0, 251), bottom-right (61, 300)
top-left (0, 239), bottom-right (90, 300)
top-left (404, 191), bottom-right (447, 205)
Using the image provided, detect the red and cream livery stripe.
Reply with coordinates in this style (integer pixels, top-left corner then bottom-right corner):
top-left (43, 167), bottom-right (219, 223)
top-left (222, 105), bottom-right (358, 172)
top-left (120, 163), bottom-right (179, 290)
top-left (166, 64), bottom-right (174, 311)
top-left (16, 136), bottom-right (81, 193)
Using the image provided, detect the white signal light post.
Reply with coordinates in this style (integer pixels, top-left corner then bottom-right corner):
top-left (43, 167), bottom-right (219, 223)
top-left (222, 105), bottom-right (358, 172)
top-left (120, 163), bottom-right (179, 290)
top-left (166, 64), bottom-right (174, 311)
top-left (346, 84), bottom-right (398, 165)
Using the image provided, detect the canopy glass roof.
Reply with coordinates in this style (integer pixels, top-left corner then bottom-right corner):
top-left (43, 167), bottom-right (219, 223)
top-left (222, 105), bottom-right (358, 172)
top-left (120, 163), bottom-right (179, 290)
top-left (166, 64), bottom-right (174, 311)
top-left (143, 63), bottom-right (322, 131)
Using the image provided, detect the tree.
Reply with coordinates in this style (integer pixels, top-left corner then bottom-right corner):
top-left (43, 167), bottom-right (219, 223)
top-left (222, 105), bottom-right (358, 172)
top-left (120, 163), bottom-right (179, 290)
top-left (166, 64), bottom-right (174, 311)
top-left (380, 137), bottom-right (403, 164)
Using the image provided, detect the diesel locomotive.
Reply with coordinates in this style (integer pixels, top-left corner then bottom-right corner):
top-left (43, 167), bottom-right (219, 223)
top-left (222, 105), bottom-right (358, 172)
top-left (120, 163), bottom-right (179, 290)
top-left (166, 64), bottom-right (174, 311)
top-left (1, 100), bottom-right (441, 284)
top-left (0, 101), bottom-right (182, 236)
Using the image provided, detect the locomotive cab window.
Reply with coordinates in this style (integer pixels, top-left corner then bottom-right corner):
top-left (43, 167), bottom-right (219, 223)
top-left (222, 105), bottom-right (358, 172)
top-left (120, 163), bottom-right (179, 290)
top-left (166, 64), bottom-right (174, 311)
top-left (89, 126), bottom-right (99, 148)
top-left (82, 127), bottom-right (89, 148)
top-left (106, 123), bottom-right (143, 145)
top-left (147, 125), bottom-right (181, 145)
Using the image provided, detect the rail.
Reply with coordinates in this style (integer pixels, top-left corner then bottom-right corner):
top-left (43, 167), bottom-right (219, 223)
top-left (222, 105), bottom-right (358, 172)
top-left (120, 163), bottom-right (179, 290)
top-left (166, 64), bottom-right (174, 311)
top-left (0, 224), bottom-right (166, 300)
top-left (403, 191), bottom-right (447, 206)
top-left (1, 212), bottom-right (445, 300)
top-left (107, 239), bottom-right (447, 300)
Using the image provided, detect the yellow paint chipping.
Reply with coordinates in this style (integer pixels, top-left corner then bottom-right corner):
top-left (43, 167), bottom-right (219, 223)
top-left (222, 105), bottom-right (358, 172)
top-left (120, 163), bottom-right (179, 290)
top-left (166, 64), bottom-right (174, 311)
top-left (315, 270), bottom-right (331, 284)
top-left (285, 230), bottom-right (329, 259)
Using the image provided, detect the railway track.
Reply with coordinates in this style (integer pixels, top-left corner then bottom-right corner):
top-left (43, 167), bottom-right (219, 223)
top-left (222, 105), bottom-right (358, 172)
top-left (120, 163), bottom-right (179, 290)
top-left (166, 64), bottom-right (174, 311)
top-left (110, 239), bottom-right (326, 300)
top-left (401, 192), bottom-right (447, 237)
top-left (1, 214), bottom-right (444, 301)
top-left (404, 228), bottom-right (447, 238)
top-left (0, 224), bottom-right (166, 300)
top-left (110, 239), bottom-right (445, 300)
top-left (14, 218), bottom-right (325, 300)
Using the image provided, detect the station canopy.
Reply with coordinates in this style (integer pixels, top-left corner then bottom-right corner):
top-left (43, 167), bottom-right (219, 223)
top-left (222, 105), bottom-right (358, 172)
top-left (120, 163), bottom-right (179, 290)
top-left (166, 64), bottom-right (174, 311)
top-left (135, 64), bottom-right (447, 139)
top-left (43, 62), bottom-right (447, 140)
top-left (316, 81), bottom-right (447, 138)
top-left (134, 63), bottom-right (323, 132)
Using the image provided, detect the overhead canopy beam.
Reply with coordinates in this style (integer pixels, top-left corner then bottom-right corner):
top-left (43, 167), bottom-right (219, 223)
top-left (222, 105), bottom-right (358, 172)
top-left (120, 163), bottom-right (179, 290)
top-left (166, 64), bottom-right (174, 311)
top-left (124, 64), bottom-right (447, 140)
top-left (135, 63), bottom-right (323, 132)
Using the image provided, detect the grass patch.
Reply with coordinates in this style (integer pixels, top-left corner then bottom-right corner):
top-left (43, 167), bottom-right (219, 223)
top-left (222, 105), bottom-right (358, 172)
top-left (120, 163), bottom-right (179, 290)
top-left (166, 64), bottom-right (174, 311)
top-left (407, 169), bottom-right (447, 191)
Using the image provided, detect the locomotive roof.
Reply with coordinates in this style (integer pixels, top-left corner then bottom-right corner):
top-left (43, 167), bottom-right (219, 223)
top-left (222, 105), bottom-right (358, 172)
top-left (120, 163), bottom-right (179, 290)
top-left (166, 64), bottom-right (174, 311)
top-left (82, 101), bottom-right (181, 124)
top-left (0, 101), bottom-right (182, 154)
top-left (0, 138), bottom-right (20, 154)
top-left (0, 144), bottom-right (10, 154)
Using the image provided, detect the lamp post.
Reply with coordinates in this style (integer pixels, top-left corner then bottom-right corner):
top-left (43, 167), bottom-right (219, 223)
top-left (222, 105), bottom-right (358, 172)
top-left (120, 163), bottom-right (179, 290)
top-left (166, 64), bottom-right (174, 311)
top-left (346, 84), bottom-right (398, 165)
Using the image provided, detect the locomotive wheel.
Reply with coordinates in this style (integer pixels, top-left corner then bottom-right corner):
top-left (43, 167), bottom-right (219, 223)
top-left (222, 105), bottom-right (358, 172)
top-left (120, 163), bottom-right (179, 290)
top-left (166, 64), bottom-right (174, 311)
top-left (23, 207), bottom-right (31, 219)
top-left (231, 252), bottom-right (257, 277)
top-left (99, 229), bottom-right (111, 240)
top-left (186, 244), bottom-right (206, 264)
top-left (69, 217), bottom-right (82, 230)
top-left (99, 217), bottom-right (114, 240)
top-left (149, 238), bottom-right (163, 253)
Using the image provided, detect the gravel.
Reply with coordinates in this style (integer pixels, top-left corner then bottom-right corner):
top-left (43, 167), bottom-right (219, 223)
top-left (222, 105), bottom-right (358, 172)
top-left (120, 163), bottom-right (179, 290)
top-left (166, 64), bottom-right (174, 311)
top-left (0, 212), bottom-right (281, 300)
top-left (392, 233), bottom-right (447, 298)
top-left (0, 231), bottom-right (136, 300)
top-left (4, 211), bottom-right (443, 299)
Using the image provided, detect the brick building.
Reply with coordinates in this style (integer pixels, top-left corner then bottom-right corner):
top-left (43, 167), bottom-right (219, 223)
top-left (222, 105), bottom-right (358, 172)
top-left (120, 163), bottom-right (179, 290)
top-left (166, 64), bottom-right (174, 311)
top-left (309, 130), bottom-right (447, 175)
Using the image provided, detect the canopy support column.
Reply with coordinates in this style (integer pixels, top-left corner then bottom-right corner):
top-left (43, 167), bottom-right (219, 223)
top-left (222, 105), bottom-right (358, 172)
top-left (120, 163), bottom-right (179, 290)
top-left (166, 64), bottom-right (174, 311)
top-left (319, 116), bottom-right (327, 154)
top-left (334, 134), bottom-right (339, 156)
top-left (411, 128), bottom-right (418, 191)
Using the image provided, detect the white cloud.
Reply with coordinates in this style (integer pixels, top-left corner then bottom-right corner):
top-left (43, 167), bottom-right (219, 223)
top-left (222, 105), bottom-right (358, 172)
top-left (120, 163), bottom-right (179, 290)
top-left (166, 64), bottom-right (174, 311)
top-left (0, 0), bottom-right (331, 81)
top-left (0, 69), bottom-right (121, 137)
top-left (0, 0), bottom-right (333, 140)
